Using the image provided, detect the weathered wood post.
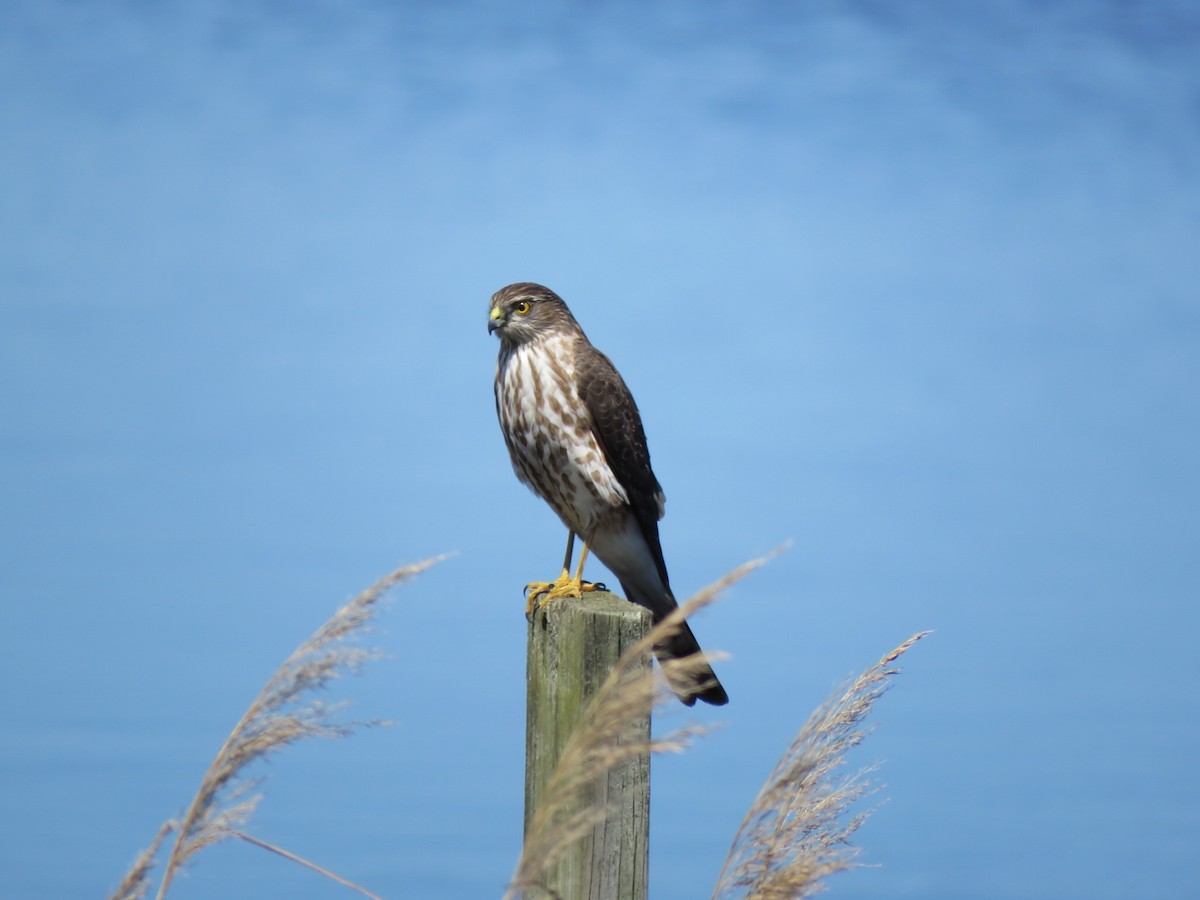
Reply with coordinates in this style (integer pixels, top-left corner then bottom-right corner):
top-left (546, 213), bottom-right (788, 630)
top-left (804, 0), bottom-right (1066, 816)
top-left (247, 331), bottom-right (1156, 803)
top-left (525, 592), bottom-right (652, 900)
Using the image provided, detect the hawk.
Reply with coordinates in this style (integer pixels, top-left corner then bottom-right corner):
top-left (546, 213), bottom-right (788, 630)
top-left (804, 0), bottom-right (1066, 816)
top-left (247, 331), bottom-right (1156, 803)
top-left (488, 282), bottom-right (728, 707)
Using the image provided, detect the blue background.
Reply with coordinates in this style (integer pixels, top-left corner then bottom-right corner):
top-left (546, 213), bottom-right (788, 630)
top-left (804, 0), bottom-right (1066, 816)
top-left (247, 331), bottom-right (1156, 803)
top-left (2, 2), bottom-right (1198, 897)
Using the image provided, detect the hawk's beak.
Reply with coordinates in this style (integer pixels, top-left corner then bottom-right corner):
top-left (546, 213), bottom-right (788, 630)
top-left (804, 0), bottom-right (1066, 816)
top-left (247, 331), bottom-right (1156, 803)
top-left (488, 306), bottom-right (504, 334)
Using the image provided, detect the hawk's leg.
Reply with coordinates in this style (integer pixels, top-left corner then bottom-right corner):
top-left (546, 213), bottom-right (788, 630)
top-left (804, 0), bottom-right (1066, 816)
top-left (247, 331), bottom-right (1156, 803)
top-left (524, 531), bottom-right (603, 612)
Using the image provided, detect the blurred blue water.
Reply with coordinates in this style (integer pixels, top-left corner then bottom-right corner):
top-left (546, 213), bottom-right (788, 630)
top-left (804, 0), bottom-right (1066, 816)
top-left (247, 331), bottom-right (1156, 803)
top-left (2, 1), bottom-right (1198, 897)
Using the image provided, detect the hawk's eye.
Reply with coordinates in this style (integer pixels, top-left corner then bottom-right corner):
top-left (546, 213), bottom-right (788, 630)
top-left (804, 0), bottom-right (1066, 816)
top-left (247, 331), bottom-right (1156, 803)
top-left (513, 300), bottom-right (532, 315)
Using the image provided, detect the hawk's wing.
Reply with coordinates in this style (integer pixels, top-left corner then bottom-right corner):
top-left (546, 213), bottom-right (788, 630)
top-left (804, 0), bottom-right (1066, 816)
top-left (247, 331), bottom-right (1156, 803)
top-left (576, 341), bottom-right (671, 588)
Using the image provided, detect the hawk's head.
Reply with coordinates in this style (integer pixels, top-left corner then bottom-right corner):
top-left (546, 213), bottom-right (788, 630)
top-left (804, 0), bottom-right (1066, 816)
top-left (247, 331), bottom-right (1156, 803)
top-left (488, 283), bottom-right (578, 346)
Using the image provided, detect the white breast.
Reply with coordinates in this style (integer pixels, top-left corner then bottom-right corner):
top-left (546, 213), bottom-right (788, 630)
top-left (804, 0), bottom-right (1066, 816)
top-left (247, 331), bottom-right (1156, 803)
top-left (496, 334), bottom-right (628, 535)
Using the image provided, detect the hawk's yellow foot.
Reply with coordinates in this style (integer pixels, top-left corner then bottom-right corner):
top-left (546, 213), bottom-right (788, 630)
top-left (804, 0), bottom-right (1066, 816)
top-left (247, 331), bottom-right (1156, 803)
top-left (524, 571), bottom-right (603, 613)
top-left (523, 530), bottom-right (605, 613)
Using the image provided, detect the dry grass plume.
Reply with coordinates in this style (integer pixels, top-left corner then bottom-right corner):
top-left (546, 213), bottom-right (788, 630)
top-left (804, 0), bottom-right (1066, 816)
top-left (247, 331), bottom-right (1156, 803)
top-left (112, 550), bottom-right (927, 900)
top-left (712, 631), bottom-right (931, 899)
top-left (109, 555), bottom-right (447, 900)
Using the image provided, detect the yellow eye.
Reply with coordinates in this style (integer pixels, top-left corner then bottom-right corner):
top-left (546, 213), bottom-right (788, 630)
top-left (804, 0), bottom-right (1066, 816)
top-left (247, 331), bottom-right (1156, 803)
top-left (513, 300), bottom-right (532, 315)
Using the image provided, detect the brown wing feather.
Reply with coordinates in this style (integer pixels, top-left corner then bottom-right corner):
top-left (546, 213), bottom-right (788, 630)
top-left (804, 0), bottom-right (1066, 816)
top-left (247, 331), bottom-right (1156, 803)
top-left (575, 341), bottom-right (670, 588)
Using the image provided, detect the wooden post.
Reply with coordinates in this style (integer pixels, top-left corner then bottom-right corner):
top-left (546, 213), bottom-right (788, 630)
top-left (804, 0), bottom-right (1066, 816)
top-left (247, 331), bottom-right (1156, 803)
top-left (525, 592), bottom-right (652, 900)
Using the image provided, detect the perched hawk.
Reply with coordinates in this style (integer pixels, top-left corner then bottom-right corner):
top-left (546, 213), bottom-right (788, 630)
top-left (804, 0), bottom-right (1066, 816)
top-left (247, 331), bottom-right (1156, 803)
top-left (488, 282), bottom-right (728, 707)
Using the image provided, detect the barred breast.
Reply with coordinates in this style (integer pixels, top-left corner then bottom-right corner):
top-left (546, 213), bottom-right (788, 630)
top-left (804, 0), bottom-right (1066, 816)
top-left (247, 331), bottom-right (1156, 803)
top-left (495, 333), bottom-right (628, 535)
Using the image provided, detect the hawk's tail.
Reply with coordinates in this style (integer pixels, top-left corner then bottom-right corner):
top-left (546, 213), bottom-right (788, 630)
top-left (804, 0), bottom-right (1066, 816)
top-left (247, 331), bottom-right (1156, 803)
top-left (654, 620), bottom-right (729, 707)
top-left (594, 520), bottom-right (729, 706)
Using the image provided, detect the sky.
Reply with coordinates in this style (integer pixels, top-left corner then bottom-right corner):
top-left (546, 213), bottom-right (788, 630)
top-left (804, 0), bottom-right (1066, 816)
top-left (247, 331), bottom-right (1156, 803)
top-left (2, 1), bottom-right (1199, 898)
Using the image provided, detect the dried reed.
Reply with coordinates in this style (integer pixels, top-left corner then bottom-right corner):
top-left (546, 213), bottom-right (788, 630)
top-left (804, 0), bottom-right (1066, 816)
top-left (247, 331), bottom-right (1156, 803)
top-left (108, 822), bottom-right (175, 900)
top-left (506, 555), bottom-right (770, 900)
top-left (109, 555), bottom-right (447, 900)
top-left (712, 631), bottom-right (931, 899)
top-left (113, 549), bottom-right (925, 900)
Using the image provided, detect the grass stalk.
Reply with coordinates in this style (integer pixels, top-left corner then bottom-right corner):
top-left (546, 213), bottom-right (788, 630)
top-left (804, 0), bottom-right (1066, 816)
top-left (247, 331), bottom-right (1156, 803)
top-left (108, 555), bottom-right (447, 900)
top-left (712, 631), bottom-right (931, 899)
